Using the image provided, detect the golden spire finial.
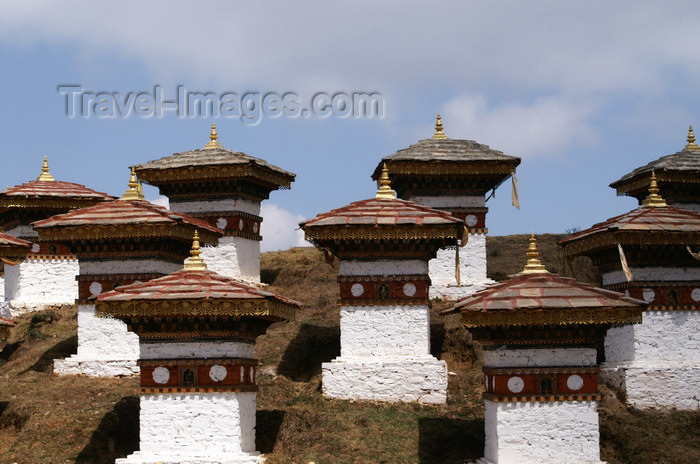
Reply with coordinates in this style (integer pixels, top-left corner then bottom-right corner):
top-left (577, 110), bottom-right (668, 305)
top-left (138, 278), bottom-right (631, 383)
top-left (642, 170), bottom-right (667, 207)
top-left (375, 163), bottom-right (396, 199)
top-left (204, 122), bottom-right (223, 149)
top-left (432, 113), bottom-right (447, 140)
top-left (521, 232), bottom-right (549, 274)
top-left (685, 125), bottom-right (699, 151)
top-left (183, 230), bottom-right (208, 271)
top-left (120, 167), bottom-right (145, 201)
top-left (37, 156), bottom-right (55, 182)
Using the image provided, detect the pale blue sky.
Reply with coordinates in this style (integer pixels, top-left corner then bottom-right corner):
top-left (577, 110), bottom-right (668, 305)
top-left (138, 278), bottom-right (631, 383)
top-left (1, 1), bottom-right (699, 250)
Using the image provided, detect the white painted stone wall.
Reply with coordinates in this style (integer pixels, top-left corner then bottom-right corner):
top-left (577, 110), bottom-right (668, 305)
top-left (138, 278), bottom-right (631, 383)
top-left (118, 392), bottom-right (263, 464)
top-left (407, 195), bottom-right (486, 209)
top-left (54, 304), bottom-right (139, 377)
top-left (480, 400), bottom-right (603, 464)
top-left (170, 198), bottom-right (261, 216)
top-left (202, 236), bottom-right (260, 283)
top-left (80, 259), bottom-right (182, 275)
top-left (322, 356), bottom-right (447, 404)
top-left (140, 341), bottom-right (254, 360)
top-left (340, 305), bottom-right (430, 358)
top-left (602, 310), bottom-right (700, 409)
top-left (323, 258), bottom-right (447, 404)
top-left (339, 259), bottom-right (427, 276)
top-left (3, 258), bottom-right (79, 315)
top-left (483, 347), bottom-right (597, 368)
top-left (0, 274), bottom-right (4, 302)
top-left (430, 233), bottom-right (494, 300)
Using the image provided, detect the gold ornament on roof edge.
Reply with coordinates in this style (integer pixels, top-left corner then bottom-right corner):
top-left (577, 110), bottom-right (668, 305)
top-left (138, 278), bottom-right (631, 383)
top-left (121, 167), bottom-right (145, 201)
top-left (521, 232), bottom-right (549, 274)
top-left (375, 163), bottom-right (396, 199)
top-left (183, 231), bottom-right (208, 271)
top-left (432, 113), bottom-right (447, 140)
top-left (204, 123), bottom-right (223, 149)
top-left (641, 171), bottom-right (667, 207)
top-left (685, 125), bottom-right (699, 151)
top-left (37, 156), bottom-right (55, 182)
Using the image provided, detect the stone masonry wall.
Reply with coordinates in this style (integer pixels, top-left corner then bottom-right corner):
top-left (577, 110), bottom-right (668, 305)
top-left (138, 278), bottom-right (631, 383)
top-left (339, 304), bottom-right (430, 358)
top-left (4, 258), bottom-right (79, 315)
top-left (54, 304), bottom-right (140, 377)
top-left (117, 392), bottom-right (262, 464)
top-left (323, 258), bottom-right (447, 404)
top-left (602, 310), bottom-right (700, 409)
top-left (430, 233), bottom-right (493, 300)
top-left (482, 400), bottom-right (603, 464)
top-left (202, 236), bottom-right (260, 283)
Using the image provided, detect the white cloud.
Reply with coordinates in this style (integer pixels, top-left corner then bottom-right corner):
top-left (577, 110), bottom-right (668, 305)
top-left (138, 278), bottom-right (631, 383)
top-left (1, 1), bottom-right (699, 98)
top-left (260, 203), bottom-right (310, 252)
top-left (442, 94), bottom-right (596, 158)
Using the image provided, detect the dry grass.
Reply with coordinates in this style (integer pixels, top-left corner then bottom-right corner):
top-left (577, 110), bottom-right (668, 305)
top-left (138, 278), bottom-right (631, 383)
top-left (0, 236), bottom-right (697, 463)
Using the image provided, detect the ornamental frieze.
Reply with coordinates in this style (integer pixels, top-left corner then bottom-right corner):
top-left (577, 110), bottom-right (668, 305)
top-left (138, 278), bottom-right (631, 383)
top-left (139, 358), bottom-right (257, 394)
top-left (338, 274), bottom-right (429, 305)
top-left (482, 366), bottom-right (599, 402)
top-left (605, 281), bottom-right (700, 310)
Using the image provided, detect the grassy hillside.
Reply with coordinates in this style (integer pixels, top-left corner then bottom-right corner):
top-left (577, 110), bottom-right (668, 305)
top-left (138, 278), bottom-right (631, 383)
top-left (0, 235), bottom-right (698, 463)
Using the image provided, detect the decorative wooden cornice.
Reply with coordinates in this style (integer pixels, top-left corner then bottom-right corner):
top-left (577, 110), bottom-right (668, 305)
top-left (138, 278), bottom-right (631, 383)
top-left (460, 307), bottom-right (642, 329)
top-left (96, 298), bottom-right (296, 321)
top-left (37, 223), bottom-right (221, 245)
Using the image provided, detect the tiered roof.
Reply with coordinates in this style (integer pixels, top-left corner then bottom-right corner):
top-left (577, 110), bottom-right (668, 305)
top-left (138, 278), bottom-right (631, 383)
top-left (370, 115), bottom-right (521, 197)
top-left (96, 233), bottom-right (300, 321)
top-left (0, 232), bottom-right (30, 261)
top-left (34, 170), bottom-right (222, 244)
top-left (443, 234), bottom-right (645, 328)
top-left (560, 175), bottom-right (700, 257)
top-left (133, 124), bottom-right (295, 199)
top-left (301, 165), bottom-right (465, 253)
top-left (0, 157), bottom-right (113, 210)
top-left (610, 126), bottom-right (700, 204)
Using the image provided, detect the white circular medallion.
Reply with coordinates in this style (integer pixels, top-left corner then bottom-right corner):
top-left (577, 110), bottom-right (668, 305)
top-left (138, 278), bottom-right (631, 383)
top-left (403, 283), bottom-right (417, 297)
top-left (89, 282), bottom-right (103, 296)
top-left (351, 283), bottom-right (365, 297)
top-left (464, 215), bottom-right (478, 227)
top-left (642, 288), bottom-right (655, 303)
top-left (249, 367), bottom-right (255, 383)
top-left (132, 280), bottom-right (142, 285)
top-left (567, 374), bottom-right (584, 391)
top-left (691, 288), bottom-right (700, 302)
top-left (216, 217), bottom-right (227, 229)
top-left (507, 376), bottom-right (524, 393)
top-left (239, 219), bottom-right (244, 230)
top-left (484, 375), bottom-right (489, 390)
top-left (152, 366), bottom-right (170, 384)
top-left (624, 290), bottom-right (630, 298)
top-left (209, 364), bottom-right (228, 382)
top-left (253, 223), bottom-right (259, 233)
top-left (240, 366), bottom-right (245, 382)
top-left (31, 243), bottom-right (41, 253)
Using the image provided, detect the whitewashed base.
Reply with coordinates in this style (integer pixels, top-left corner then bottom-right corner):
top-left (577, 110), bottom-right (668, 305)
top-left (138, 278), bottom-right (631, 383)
top-left (3, 258), bottom-right (79, 313)
top-left (116, 451), bottom-right (264, 464)
top-left (602, 310), bottom-right (700, 410)
top-left (121, 392), bottom-right (260, 464)
top-left (54, 304), bottom-right (139, 377)
top-left (600, 364), bottom-right (700, 410)
top-left (482, 400), bottom-right (604, 464)
top-left (53, 357), bottom-right (139, 377)
top-left (322, 356), bottom-right (447, 404)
